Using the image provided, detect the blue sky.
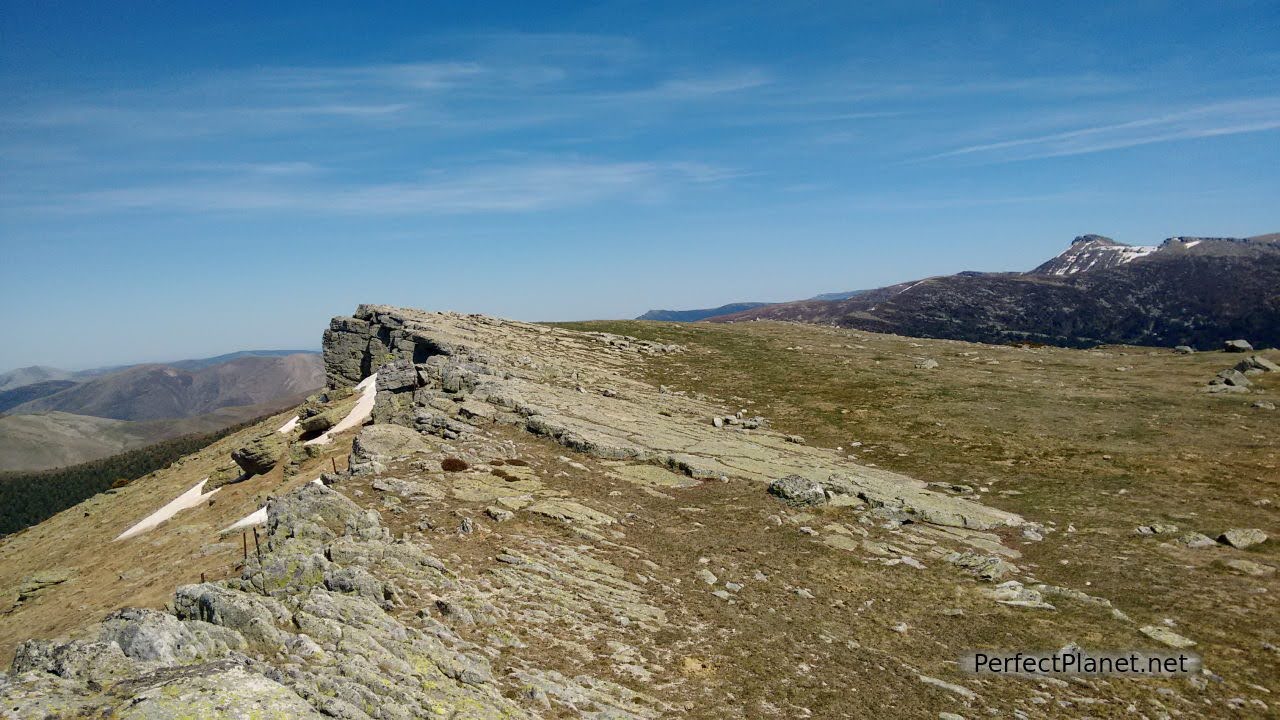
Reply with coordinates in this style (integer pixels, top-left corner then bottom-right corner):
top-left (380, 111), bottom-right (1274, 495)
top-left (2, 1), bottom-right (1278, 370)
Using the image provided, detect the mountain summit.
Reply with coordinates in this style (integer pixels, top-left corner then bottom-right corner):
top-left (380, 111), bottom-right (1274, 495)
top-left (1030, 234), bottom-right (1156, 276)
top-left (712, 232), bottom-right (1280, 349)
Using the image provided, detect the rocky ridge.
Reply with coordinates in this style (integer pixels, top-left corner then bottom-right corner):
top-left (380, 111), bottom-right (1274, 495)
top-left (3, 305), bottom-right (1235, 718)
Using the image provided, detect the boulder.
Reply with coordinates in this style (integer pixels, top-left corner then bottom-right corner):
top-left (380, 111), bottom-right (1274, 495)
top-left (768, 475), bottom-right (827, 507)
top-left (1237, 355), bottom-right (1280, 373)
top-left (266, 483), bottom-right (383, 542)
top-left (351, 424), bottom-right (429, 463)
top-left (231, 433), bottom-right (285, 476)
top-left (915, 358), bottom-right (939, 370)
top-left (1224, 339), bottom-right (1253, 353)
top-left (10, 638), bottom-right (140, 684)
top-left (1215, 369), bottom-right (1252, 387)
top-left (16, 568), bottom-right (73, 602)
top-left (945, 551), bottom-right (1017, 582)
top-left (1218, 528), bottom-right (1267, 549)
top-left (1201, 383), bottom-right (1249, 394)
top-left (173, 583), bottom-right (291, 649)
top-left (1174, 532), bottom-right (1217, 548)
top-left (1140, 625), bottom-right (1196, 649)
top-left (1174, 345), bottom-right (1195, 354)
top-left (98, 608), bottom-right (244, 664)
top-left (297, 408), bottom-right (338, 435)
top-left (1220, 559), bottom-right (1274, 576)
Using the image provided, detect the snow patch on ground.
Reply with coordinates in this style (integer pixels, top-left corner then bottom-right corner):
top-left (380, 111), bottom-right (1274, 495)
top-left (115, 479), bottom-right (220, 541)
top-left (1050, 244), bottom-right (1157, 275)
top-left (277, 415), bottom-right (299, 434)
top-left (221, 506), bottom-right (267, 534)
top-left (305, 373), bottom-right (377, 446)
top-left (219, 478), bottom-right (324, 534)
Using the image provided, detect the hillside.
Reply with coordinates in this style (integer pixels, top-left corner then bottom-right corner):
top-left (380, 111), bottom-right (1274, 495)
top-left (0, 305), bottom-right (1274, 718)
top-left (0, 380), bottom-right (80, 413)
top-left (713, 233), bottom-right (1280, 349)
top-left (0, 396), bottom-right (318, 473)
top-left (0, 366), bottom-right (73, 393)
top-left (0, 412), bottom-right (162, 472)
top-left (636, 302), bottom-right (771, 322)
top-left (167, 349), bottom-right (320, 371)
top-left (0, 353), bottom-right (325, 472)
top-left (8, 353), bottom-right (324, 421)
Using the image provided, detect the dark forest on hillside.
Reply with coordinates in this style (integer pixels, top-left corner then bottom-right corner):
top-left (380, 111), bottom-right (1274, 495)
top-left (0, 416), bottom-right (267, 535)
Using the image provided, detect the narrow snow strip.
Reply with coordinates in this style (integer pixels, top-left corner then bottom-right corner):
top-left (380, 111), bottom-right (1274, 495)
top-left (305, 373), bottom-right (378, 446)
top-left (115, 479), bottom-right (220, 541)
top-left (218, 478), bottom-right (325, 534)
top-left (277, 415), bottom-right (299, 434)
top-left (221, 506), bottom-right (268, 534)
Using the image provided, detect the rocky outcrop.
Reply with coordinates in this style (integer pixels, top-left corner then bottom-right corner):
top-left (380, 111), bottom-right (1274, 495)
top-left (230, 432), bottom-right (285, 475)
top-left (321, 306), bottom-right (1021, 531)
top-left (1, 482), bottom-right (648, 718)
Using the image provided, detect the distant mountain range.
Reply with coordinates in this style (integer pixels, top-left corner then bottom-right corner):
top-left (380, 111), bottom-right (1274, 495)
top-left (706, 233), bottom-right (1280, 349)
top-left (0, 351), bottom-right (323, 472)
top-left (635, 233), bottom-right (1279, 349)
top-left (0, 366), bottom-right (75, 393)
top-left (636, 291), bottom-right (874, 323)
top-left (637, 303), bottom-right (772, 322)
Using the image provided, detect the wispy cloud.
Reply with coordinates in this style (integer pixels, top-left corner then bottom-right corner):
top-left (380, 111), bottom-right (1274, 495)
top-left (13, 160), bottom-right (737, 216)
top-left (924, 97), bottom-right (1280, 162)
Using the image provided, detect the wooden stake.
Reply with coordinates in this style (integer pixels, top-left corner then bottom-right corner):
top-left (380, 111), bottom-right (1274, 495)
top-left (242, 532), bottom-right (248, 561)
top-left (200, 572), bottom-right (206, 583)
top-left (252, 527), bottom-right (267, 596)
top-left (331, 457), bottom-right (338, 473)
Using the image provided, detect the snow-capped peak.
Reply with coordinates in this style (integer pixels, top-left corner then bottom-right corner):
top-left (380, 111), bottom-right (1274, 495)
top-left (1030, 235), bottom-right (1158, 276)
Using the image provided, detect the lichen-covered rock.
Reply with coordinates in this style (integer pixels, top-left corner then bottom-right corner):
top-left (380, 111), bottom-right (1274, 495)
top-left (351, 424), bottom-right (429, 465)
top-left (99, 608), bottom-right (245, 664)
top-left (768, 475), bottom-right (827, 507)
top-left (297, 407), bottom-right (342, 435)
top-left (116, 662), bottom-right (325, 720)
top-left (264, 482), bottom-right (384, 543)
top-left (15, 568), bottom-right (73, 602)
top-left (173, 583), bottom-right (291, 650)
top-left (1219, 528), bottom-right (1267, 549)
top-left (1224, 339), bottom-right (1253, 352)
top-left (10, 638), bottom-right (141, 684)
top-left (230, 432), bottom-right (285, 475)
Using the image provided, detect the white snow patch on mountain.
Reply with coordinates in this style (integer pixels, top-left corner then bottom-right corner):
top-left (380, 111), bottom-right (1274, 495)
top-left (304, 373), bottom-right (377, 446)
top-left (115, 479), bottom-right (219, 541)
top-left (1049, 243), bottom-right (1157, 275)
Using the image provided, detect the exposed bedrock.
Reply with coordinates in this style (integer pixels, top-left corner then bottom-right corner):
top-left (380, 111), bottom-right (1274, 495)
top-left (323, 305), bottom-right (1022, 531)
